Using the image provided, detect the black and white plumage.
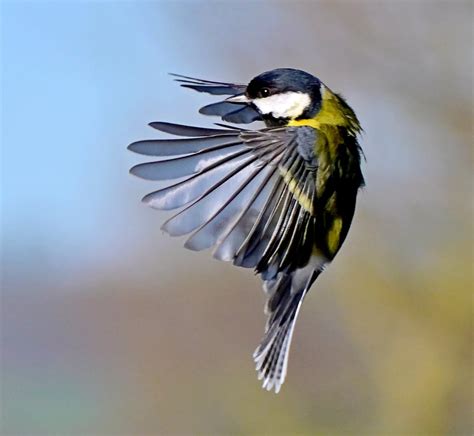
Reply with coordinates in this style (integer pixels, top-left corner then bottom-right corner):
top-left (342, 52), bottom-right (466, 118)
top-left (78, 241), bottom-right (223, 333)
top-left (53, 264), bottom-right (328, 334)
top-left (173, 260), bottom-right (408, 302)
top-left (129, 69), bottom-right (364, 393)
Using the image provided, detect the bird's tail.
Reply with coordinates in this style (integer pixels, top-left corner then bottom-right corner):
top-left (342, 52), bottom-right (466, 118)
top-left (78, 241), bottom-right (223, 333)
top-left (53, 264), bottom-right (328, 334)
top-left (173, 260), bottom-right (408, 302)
top-left (254, 262), bottom-right (322, 393)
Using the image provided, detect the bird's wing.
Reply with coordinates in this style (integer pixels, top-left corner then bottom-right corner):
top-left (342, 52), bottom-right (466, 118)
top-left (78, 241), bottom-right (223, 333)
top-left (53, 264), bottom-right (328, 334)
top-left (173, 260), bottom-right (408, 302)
top-left (171, 73), bottom-right (261, 124)
top-left (129, 121), bottom-right (329, 393)
top-left (129, 122), bottom-right (320, 277)
top-left (170, 73), bottom-right (247, 95)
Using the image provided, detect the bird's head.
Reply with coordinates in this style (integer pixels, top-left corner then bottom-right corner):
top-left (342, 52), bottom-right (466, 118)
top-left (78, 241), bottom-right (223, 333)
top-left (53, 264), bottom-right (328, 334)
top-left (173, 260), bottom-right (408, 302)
top-left (226, 68), bottom-right (322, 126)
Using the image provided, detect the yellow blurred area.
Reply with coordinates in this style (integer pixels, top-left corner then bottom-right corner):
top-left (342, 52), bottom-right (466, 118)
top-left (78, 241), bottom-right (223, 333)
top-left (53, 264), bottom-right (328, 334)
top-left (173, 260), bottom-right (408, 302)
top-left (2, 1), bottom-right (473, 435)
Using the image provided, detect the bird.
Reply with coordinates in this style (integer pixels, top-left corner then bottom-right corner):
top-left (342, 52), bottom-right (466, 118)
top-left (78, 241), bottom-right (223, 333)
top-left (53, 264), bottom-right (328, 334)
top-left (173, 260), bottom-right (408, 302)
top-left (128, 68), bottom-right (365, 393)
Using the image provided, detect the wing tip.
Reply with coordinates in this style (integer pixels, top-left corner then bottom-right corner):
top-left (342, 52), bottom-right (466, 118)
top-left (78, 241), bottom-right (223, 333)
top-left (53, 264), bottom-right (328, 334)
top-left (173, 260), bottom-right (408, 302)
top-left (183, 239), bottom-right (203, 252)
top-left (168, 72), bottom-right (197, 84)
top-left (128, 141), bottom-right (144, 154)
top-left (129, 163), bottom-right (162, 181)
top-left (141, 192), bottom-right (169, 211)
top-left (141, 192), bottom-right (153, 204)
top-left (129, 164), bottom-right (143, 178)
top-left (148, 121), bottom-right (167, 131)
top-left (198, 105), bottom-right (212, 115)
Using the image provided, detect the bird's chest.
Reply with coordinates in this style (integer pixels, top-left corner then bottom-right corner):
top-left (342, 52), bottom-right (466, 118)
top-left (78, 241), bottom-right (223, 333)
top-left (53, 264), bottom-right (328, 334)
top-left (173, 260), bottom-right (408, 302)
top-left (311, 126), bottom-right (362, 257)
top-left (313, 125), bottom-right (347, 196)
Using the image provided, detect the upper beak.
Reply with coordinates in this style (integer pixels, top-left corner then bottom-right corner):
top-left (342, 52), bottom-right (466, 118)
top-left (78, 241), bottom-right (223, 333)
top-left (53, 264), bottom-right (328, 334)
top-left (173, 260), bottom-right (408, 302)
top-left (225, 93), bottom-right (251, 104)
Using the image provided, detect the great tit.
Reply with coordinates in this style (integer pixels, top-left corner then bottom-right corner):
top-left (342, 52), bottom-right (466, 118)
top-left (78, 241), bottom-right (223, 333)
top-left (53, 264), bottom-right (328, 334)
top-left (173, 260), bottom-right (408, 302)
top-left (129, 68), bottom-right (365, 393)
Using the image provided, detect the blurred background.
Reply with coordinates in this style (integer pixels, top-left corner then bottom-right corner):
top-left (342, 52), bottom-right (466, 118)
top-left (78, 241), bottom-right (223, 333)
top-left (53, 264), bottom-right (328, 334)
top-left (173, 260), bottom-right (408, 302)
top-left (2, 1), bottom-right (472, 435)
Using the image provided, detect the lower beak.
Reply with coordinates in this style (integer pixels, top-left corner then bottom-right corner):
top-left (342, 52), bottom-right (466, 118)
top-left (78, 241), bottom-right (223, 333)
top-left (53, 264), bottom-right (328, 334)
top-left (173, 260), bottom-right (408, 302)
top-left (225, 94), bottom-right (251, 103)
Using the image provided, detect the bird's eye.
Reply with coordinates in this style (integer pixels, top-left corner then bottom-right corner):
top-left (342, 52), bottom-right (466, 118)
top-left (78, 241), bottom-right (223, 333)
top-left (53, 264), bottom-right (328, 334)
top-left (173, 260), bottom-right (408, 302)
top-left (260, 88), bottom-right (270, 97)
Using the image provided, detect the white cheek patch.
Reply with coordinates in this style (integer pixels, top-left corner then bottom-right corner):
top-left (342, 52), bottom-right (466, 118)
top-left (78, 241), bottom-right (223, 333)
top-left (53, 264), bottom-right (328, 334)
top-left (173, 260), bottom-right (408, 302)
top-left (252, 92), bottom-right (311, 119)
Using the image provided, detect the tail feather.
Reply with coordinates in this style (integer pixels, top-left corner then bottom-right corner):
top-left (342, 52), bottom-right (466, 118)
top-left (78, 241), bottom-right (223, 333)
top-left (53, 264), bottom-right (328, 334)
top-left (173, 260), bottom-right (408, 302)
top-left (253, 255), bottom-right (325, 393)
top-left (253, 293), bottom-right (303, 393)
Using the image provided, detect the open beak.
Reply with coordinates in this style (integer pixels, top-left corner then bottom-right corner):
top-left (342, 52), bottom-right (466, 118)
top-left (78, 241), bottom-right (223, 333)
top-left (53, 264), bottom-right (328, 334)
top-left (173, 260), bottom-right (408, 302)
top-left (225, 93), bottom-right (251, 104)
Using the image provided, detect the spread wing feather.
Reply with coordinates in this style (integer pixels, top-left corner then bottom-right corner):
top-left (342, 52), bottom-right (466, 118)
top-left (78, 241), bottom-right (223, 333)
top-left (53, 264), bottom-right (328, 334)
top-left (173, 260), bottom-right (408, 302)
top-left (129, 122), bottom-right (318, 277)
top-left (148, 121), bottom-right (236, 137)
top-left (128, 135), bottom-right (241, 157)
top-left (171, 74), bottom-right (262, 124)
top-left (200, 102), bottom-right (261, 124)
top-left (130, 121), bottom-right (324, 393)
top-left (170, 73), bottom-right (247, 95)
